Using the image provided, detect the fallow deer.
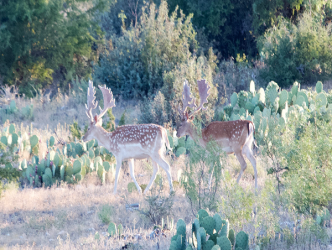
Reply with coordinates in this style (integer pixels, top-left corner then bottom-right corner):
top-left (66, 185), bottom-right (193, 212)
top-left (82, 80), bottom-right (173, 194)
top-left (177, 80), bottom-right (257, 189)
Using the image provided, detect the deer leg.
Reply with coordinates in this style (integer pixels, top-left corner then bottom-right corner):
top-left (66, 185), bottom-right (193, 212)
top-left (243, 145), bottom-right (258, 189)
top-left (235, 152), bottom-right (247, 184)
top-left (153, 156), bottom-right (174, 193)
top-left (143, 161), bottom-right (159, 195)
top-left (113, 157), bottom-right (123, 195)
top-left (128, 159), bottom-right (142, 194)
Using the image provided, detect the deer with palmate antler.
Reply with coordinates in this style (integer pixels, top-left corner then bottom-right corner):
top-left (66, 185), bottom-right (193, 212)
top-left (82, 80), bottom-right (174, 195)
top-left (177, 80), bottom-right (258, 189)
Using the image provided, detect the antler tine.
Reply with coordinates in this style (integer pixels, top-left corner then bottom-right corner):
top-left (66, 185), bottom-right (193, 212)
top-left (85, 80), bottom-right (98, 122)
top-left (97, 85), bottom-right (115, 120)
top-left (179, 80), bottom-right (196, 118)
top-left (192, 79), bottom-right (210, 115)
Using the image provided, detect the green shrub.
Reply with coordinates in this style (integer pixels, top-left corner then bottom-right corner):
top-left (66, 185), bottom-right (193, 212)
top-left (282, 116), bottom-right (332, 215)
top-left (69, 121), bottom-right (82, 141)
top-left (181, 128), bottom-right (223, 213)
top-left (118, 111), bottom-right (126, 126)
top-left (259, 13), bottom-right (332, 88)
top-left (94, 1), bottom-right (198, 100)
top-left (98, 204), bottom-right (113, 224)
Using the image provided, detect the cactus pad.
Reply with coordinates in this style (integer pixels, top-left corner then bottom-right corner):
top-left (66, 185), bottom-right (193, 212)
top-left (211, 246), bottom-right (221, 250)
top-left (217, 236), bottom-right (232, 250)
top-left (30, 135), bottom-right (39, 149)
top-left (176, 147), bottom-right (186, 157)
top-left (203, 240), bottom-right (214, 250)
top-left (235, 231), bottom-right (249, 250)
top-left (228, 229), bottom-right (235, 246)
top-left (9, 124), bottom-right (15, 134)
top-left (108, 223), bottom-right (117, 237)
top-left (49, 136), bottom-right (55, 147)
top-left (213, 214), bottom-right (222, 233)
top-left (237, 91), bottom-right (248, 108)
top-left (316, 81), bottom-right (323, 93)
top-left (127, 182), bottom-right (136, 193)
top-left (219, 219), bottom-right (229, 237)
top-left (201, 216), bottom-right (215, 236)
top-left (230, 93), bottom-right (238, 107)
top-left (316, 92), bottom-right (327, 107)
top-left (198, 209), bottom-right (209, 224)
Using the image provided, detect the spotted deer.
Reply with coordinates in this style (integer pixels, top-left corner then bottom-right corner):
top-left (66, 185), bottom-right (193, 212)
top-left (177, 79), bottom-right (257, 189)
top-left (82, 80), bottom-right (173, 194)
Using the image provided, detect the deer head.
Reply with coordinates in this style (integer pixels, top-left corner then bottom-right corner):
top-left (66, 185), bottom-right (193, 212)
top-left (82, 80), bottom-right (115, 142)
top-left (176, 79), bottom-right (210, 138)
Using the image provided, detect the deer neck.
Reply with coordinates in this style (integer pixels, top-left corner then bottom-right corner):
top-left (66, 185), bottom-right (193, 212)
top-left (93, 126), bottom-right (113, 151)
top-left (187, 123), bottom-right (207, 148)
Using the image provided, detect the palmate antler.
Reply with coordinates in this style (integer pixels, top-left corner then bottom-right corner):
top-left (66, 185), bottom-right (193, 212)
top-left (178, 80), bottom-right (196, 119)
top-left (85, 80), bottom-right (115, 122)
top-left (178, 79), bottom-right (211, 119)
top-left (85, 80), bottom-right (98, 122)
top-left (97, 85), bottom-right (116, 120)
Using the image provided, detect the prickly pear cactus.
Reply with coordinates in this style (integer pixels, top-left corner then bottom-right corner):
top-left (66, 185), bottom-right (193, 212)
top-left (1, 136), bottom-right (7, 146)
top-left (316, 92), bottom-right (327, 107)
top-left (297, 91), bottom-right (309, 107)
top-left (108, 222), bottom-right (117, 237)
top-left (201, 216), bottom-right (215, 236)
top-left (223, 104), bottom-right (233, 117)
top-left (213, 214), bottom-right (222, 233)
top-left (60, 165), bottom-right (65, 180)
top-left (217, 236), bottom-right (232, 250)
top-left (235, 231), bottom-right (249, 250)
top-left (176, 147), bottom-right (186, 157)
top-left (75, 143), bottom-right (84, 156)
top-left (265, 81), bottom-right (279, 112)
top-left (295, 95), bottom-right (306, 107)
top-left (198, 209), bottom-right (209, 224)
top-left (9, 124), bottom-right (15, 134)
top-left (316, 81), bottom-right (323, 93)
top-left (198, 227), bottom-right (207, 246)
top-left (49, 136), bottom-right (55, 147)
top-left (279, 90), bottom-right (288, 110)
top-left (127, 182), bottom-right (137, 193)
top-left (211, 246), bottom-right (221, 250)
top-left (203, 240), bottom-right (214, 250)
top-left (117, 224), bottom-right (123, 236)
top-left (228, 229), bottom-right (235, 246)
top-left (245, 102), bottom-right (255, 114)
top-left (219, 219), bottom-right (229, 237)
top-left (30, 135), bottom-right (38, 149)
top-left (230, 93), bottom-right (238, 107)
top-left (72, 159), bottom-right (82, 175)
top-left (237, 91), bottom-right (248, 109)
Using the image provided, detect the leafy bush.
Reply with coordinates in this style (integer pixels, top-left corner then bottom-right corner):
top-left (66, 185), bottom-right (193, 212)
top-left (98, 204), bottom-right (113, 224)
top-left (181, 132), bottom-right (223, 213)
top-left (0, 0), bottom-right (109, 95)
top-left (118, 111), bottom-right (126, 126)
top-left (140, 192), bottom-right (175, 225)
top-left (282, 116), bottom-right (332, 215)
top-left (94, 1), bottom-right (198, 100)
top-left (259, 13), bottom-right (332, 88)
top-left (69, 122), bottom-right (82, 141)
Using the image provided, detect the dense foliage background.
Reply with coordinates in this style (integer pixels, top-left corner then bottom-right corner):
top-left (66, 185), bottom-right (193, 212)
top-left (1, 0), bottom-right (332, 96)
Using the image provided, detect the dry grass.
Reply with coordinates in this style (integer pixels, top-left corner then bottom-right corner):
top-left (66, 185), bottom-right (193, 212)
top-left (1, 92), bottom-right (332, 249)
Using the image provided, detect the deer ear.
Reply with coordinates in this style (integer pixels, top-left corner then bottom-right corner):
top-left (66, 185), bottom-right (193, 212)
top-left (94, 115), bottom-right (98, 123)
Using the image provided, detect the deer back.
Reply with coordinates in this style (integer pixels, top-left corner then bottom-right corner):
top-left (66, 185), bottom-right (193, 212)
top-left (108, 124), bottom-right (167, 153)
top-left (202, 120), bottom-right (254, 147)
